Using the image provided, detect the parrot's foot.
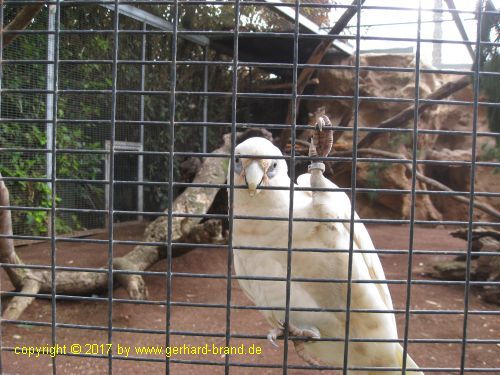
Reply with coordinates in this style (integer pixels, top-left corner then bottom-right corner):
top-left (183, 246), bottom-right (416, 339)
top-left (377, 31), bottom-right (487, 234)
top-left (287, 323), bottom-right (321, 367)
top-left (283, 322), bottom-right (320, 341)
top-left (268, 321), bottom-right (322, 366)
top-left (293, 341), bottom-right (321, 367)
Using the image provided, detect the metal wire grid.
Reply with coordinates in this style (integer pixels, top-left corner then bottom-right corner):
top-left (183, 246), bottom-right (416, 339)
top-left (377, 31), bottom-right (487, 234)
top-left (0, 0), bottom-right (499, 374)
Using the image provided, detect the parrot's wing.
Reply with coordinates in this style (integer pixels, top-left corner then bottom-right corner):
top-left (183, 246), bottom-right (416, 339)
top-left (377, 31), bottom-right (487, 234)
top-left (298, 172), bottom-right (394, 311)
top-left (352, 216), bottom-right (394, 311)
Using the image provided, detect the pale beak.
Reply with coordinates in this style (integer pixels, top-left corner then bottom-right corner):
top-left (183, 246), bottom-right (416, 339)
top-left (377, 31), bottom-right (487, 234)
top-left (244, 161), bottom-right (264, 197)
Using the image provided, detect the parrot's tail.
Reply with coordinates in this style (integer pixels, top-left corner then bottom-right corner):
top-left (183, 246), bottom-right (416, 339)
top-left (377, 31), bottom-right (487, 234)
top-left (396, 344), bottom-right (425, 375)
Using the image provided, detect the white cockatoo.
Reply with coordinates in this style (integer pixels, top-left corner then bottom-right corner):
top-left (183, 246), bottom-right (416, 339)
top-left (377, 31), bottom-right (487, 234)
top-left (230, 136), bottom-right (423, 374)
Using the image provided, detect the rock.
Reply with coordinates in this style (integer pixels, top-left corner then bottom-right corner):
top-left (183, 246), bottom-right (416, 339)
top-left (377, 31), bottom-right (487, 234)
top-left (308, 54), bottom-right (496, 221)
top-left (429, 228), bottom-right (500, 305)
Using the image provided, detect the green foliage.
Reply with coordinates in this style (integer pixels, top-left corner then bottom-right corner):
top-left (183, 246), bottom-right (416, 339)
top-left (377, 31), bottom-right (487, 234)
top-left (387, 132), bottom-right (412, 151)
top-left (364, 162), bottom-right (389, 203)
top-left (479, 143), bottom-right (500, 174)
top-left (2, 2), bottom-right (332, 233)
top-left (1, 6), bottom-right (104, 234)
top-left (0, 123), bottom-right (102, 235)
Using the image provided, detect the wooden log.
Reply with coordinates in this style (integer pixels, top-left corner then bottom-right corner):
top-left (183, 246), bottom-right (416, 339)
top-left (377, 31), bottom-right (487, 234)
top-left (1, 129), bottom-right (272, 319)
top-left (0, 135), bottom-right (230, 317)
top-left (428, 227), bottom-right (500, 305)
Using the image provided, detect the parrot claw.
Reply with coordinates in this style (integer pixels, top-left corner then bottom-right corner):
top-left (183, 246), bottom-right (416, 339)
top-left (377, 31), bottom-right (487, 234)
top-left (267, 327), bottom-right (282, 348)
top-left (316, 117), bottom-right (324, 132)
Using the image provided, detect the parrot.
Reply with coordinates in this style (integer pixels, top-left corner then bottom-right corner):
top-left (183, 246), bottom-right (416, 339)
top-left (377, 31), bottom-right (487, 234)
top-left (229, 135), bottom-right (423, 374)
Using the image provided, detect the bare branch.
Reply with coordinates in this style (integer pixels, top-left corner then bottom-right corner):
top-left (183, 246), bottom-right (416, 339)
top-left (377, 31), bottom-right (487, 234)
top-left (333, 148), bottom-right (500, 220)
top-left (331, 75), bottom-right (471, 175)
top-left (3, 278), bottom-right (41, 320)
top-left (0, 175), bottom-right (34, 289)
top-left (257, 78), bottom-right (319, 91)
top-left (2, 2), bottom-right (45, 48)
top-left (356, 76), bottom-right (471, 150)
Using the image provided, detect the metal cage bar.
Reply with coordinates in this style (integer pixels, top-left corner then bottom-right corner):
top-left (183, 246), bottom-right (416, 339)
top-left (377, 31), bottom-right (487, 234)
top-left (459, 1), bottom-right (486, 374)
top-left (0, 0), bottom-right (499, 374)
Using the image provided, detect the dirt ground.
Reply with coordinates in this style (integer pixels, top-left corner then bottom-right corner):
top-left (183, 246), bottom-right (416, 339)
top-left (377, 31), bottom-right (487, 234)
top-left (1, 223), bottom-right (499, 374)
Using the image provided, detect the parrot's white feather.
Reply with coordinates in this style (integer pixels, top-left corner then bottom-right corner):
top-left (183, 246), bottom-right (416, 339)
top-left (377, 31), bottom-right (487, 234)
top-left (297, 172), bottom-right (394, 312)
top-left (230, 137), bottom-right (423, 374)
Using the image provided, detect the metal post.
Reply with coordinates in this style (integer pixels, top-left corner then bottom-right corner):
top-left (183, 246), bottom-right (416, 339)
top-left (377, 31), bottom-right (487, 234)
top-left (202, 44), bottom-right (209, 153)
top-left (48, 2), bottom-right (61, 373)
top-left (138, 21), bottom-right (146, 221)
top-left (46, 5), bottom-right (56, 237)
top-left (107, 1), bottom-right (120, 372)
top-left (46, 5), bottom-right (56, 190)
top-left (445, 0), bottom-right (476, 61)
top-left (432, 0), bottom-right (443, 67)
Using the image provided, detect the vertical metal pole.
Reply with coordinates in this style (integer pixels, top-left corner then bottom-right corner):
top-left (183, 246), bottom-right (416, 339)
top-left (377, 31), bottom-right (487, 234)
top-left (225, 0), bottom-right (240, 372)
top-left (49, 2), bottom-right (61, 374)
top-left (432, 0), bottom-right (443, 67)
top-left (105, 141), bottom-right (110, 223)
top-left (343, 0), bottom-right (362, 373)
top-left (108, 1), bottom-right (120, 373)
top-left (459, 1), bottom-right (483, 373)
top-left (282, 0), bottom-right (300, 372)
top-left (46, 5), bottom-right (56, 192)
top-left (166, 1), bottom-right (179, 373)
top-left (402, 1), bottom-right (422, 373)
top-left (138, 22), bottom-right (146, 221)
top-left (202, 44), bottom-right (209, 153)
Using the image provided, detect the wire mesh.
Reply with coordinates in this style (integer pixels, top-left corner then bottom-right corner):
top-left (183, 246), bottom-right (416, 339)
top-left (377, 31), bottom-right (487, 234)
top-left (0, 0), bottom-right (499, 374)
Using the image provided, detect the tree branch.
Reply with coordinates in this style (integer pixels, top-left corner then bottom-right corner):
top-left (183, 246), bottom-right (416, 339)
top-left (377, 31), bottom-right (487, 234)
top-left (331, 74), bottom-right (472, 174)
top-left (0, 177), bottom-right (33, 289)
top-left (2, 2), bottom-right (45, 48)
top-left (333, 148), bottom-right (500, 220)
top-left (3, 278), bottom-right (41, 320)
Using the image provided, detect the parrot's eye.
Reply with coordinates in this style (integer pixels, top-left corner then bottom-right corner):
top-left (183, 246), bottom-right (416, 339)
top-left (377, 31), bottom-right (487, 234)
top-left (267, 160), bottom-right (278, 178)
top-left (234, 157), bottom-right (243, 174)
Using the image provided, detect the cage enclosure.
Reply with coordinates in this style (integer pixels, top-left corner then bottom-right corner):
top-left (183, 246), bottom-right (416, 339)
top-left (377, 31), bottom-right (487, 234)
top-left (0, 0), bottom-right (499, 374)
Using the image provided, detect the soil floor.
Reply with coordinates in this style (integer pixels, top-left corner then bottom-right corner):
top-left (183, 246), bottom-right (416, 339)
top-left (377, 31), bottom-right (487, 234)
top-left (1, 223), bottom-right (499, 374)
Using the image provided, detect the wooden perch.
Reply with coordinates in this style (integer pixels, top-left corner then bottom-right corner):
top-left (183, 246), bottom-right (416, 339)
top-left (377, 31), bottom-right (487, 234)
top-left (257, 78), bottom-right (319, 91)
top-left (0, 133), bottom-right (237, 320)
top-left (2, 1), bottom-right (45, 48)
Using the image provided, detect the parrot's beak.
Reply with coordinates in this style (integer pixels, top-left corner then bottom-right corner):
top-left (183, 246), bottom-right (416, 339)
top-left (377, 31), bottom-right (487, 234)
top-left (244, 161), bottom-right (264, 197)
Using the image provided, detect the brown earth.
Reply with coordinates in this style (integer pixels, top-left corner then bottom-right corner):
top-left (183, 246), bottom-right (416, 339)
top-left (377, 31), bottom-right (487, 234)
top-left (1, 222), bottom-right (499, 374)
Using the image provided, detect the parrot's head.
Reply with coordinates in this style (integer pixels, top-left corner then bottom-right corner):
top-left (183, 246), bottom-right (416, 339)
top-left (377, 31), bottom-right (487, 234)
top-left (231, 137), bottom-right (288, 197)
